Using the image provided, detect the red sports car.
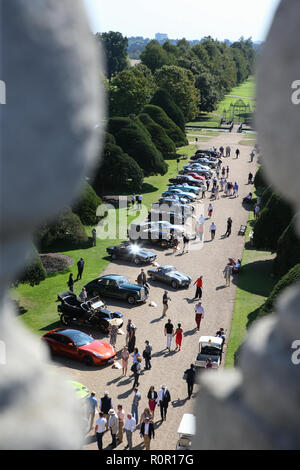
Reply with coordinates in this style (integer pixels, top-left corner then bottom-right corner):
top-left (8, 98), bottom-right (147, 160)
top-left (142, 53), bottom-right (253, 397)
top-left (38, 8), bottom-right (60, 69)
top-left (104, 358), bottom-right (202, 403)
top-left (187, 172), bottom-right (205, 181)
top-left (42, 328), bottom-right (117, 366)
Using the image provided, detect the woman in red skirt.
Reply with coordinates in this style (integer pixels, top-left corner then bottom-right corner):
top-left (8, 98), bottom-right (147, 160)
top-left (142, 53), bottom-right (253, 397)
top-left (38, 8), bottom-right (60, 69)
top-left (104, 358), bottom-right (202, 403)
top-left (147, 386), bottom-right (157, 419)
top-left (174, 323), bottom-right (183, 351)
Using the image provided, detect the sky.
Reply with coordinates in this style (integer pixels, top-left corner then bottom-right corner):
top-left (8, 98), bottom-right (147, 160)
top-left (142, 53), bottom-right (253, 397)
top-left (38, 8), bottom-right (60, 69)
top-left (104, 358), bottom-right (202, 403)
top-left (83, 0), bottom-right (281, 42)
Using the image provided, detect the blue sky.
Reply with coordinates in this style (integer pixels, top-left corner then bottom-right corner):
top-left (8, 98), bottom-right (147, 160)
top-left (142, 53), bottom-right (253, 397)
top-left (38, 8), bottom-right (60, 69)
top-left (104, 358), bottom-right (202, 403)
top-left (83, 0), bottom-right (281, 41)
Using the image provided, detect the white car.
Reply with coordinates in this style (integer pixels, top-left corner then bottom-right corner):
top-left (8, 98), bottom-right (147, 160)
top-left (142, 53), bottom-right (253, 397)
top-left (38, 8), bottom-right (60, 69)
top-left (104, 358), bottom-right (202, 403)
top-left (194, 336), bottom-right (223, 368)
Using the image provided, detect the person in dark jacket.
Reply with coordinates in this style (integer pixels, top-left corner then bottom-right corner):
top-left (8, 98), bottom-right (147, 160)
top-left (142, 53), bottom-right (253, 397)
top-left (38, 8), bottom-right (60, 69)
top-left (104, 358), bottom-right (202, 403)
top-left (140, 417), bottom-right (155, 450)
top-left (157, 385), bottom-right (171, 421)
top-left (137, 268), bottom-right (148, 287)
top-left (225, 217), bottom-right (232, 237)
top-left (143, 340), bottom-right (152, 370)
top-left (184, 364), bottom-right (196, 399)
top-left (67, 273), bottom-right (74, 292)
top-left (76, 257), bottom-right (84, 280)
top-left (99, 391), bottom-right (113, 431)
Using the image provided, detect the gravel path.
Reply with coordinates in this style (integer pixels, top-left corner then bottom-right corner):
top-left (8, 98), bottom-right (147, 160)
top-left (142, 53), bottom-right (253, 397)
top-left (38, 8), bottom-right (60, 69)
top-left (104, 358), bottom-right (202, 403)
top-left (49, 132), bottom-right (257, 450)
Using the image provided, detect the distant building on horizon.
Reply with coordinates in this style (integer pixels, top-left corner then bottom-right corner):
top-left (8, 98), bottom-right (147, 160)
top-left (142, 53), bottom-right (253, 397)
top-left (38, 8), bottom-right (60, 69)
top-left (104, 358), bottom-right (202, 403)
top-left (155, 33), bottom-right (168, 42)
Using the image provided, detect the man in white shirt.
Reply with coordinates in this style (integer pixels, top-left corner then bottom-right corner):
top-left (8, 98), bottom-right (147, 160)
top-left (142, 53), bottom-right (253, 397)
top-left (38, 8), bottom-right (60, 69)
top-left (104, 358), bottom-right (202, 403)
top-left (124, 413), bottom-right (136, 450)
top-left (194, 302), bottom-right (204, 331)
top-left (95, 412), bottom-right (107, 450)
top-left (210, 222), bottom-right (216, 240)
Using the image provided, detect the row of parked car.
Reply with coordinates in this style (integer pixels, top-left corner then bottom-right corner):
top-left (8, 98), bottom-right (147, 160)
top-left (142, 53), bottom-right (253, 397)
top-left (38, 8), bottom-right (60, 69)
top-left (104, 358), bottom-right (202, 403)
top-left (43, 148), bottom-right (223, 368)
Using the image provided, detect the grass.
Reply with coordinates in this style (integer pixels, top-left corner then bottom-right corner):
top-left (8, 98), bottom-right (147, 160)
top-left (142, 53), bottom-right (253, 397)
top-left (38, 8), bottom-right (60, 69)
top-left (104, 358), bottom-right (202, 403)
top-left (13, 146), bottom-right (197, 337)
top-left (186, 77), bottom-right (256, 128)
top-left (225, 192), bottom-right (275, 368)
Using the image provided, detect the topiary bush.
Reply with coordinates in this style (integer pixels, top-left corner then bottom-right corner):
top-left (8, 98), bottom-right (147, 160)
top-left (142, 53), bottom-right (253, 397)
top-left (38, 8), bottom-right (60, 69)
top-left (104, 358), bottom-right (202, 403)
top-left (18, 247), bottom-right (47, 286)
top-left (72, 183), bottom-right (102, 226)
top-left (273, 216), bottom-right (300, 278)
top-left (36, 209), bottom-right (88, 251)
top-left (93, 142), bottom-right (144, 194)
top-left (138, 113), bottom-right (176, 156)
top-left (150, 88), bottom-right (185, 131)
top-left (253, 193), bottom-right (294, 251)
top-left (254, 166), bottom-right (268, 190)
top-left (261, 263), bottom-right (300, 315)
top-left (143, 104), bottom-right (187, 147)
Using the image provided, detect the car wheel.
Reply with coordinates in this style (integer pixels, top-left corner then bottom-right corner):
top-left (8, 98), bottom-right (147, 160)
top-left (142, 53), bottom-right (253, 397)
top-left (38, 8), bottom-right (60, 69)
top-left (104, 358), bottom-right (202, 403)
top-left (171, 280), bottom-right (178, 289)
top-left (127, 295), bottom-right (136, 305)
top-left (111, 253), bottom-right (117, 260)
top-left (134, 257), bottom-right (140, 265)
top-left (60, 314), bottom-right (71, 326)
top-left (83, 355), bottom-right (94, 366)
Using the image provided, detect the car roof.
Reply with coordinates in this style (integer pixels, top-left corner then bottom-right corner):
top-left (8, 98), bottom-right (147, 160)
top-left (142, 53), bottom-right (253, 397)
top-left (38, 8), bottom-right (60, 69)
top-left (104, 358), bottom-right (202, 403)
top-left (100, 274), bottom-right (126, 280)
top-left (159, 265), bottom-right (176, 270)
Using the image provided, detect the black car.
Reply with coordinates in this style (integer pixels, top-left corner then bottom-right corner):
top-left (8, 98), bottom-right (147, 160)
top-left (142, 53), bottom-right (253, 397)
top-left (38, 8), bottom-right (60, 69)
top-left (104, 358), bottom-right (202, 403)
top-left (106, 241), bottom-right (157, 265)
top-left (147, 265), bottom-right (192, 289)
top-left (147, 209), bottom-right (188, 225)
top-left (168, 176), bottom-right (204, 187)
top-left (84, 274), bottom-right (149, 305)
top-left (57, 293), bottom-right (124, 333)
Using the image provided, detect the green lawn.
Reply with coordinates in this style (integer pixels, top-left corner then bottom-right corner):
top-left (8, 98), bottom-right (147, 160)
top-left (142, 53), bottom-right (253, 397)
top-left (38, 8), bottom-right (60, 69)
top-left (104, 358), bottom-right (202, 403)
top-left (14, 145), bottom-right (197, 336)
top-left (186, 77), bottom-right (256, 128)
top-left (225, 197), bottom-right (275, 368)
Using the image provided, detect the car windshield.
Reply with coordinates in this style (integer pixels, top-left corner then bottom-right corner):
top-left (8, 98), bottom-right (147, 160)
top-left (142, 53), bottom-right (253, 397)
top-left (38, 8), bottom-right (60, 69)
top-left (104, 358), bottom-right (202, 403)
top-left (201, 346), bottom-right (221, 355)
top-left (61, 330), bottom-right (94, 347)
top-left (117, 277), bottom-right (129, 285)
top-left (163, 266), bottom-right (176, 273)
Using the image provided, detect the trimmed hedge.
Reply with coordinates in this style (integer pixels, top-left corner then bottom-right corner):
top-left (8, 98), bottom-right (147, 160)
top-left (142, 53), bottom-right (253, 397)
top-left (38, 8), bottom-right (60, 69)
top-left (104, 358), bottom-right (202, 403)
top-left (36, 209), bottom-right (88, 251)
top-left (261, 263), bottom-right (300, 315)
top-left (72, 183), bottom-right (102, 226)
top-left (18, 248), bottom-right (47, 287)
top-left (253, 193), bottom-right (294, 251)
top-left (138, 113), bottom-right (176, 156)
top-left (150, 88), bottom-right (185, 132)
top-left (273, 216), bottom-right (300, 278)
top-left (108, 117), bottom-right (167, 176)
top-left (93, 142), bottom-right (144, 194)
top-left (143, 104), bottom-right (188, 147)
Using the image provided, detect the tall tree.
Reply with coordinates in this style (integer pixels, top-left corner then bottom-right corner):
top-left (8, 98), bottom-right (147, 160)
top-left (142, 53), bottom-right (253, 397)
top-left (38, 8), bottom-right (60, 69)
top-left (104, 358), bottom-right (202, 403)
top-left (140, 40), bottom-right (170, 73)
top-left (97, 31), bottom-right (128, 80)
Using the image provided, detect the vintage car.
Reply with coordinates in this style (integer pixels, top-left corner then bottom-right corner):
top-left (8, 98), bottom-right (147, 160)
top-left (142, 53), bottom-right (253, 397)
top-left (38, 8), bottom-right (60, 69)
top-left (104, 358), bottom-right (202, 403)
top-left (194, 335), bottom-right (223, 368)
top-left (147, 208), bottom-right (188, 225)
top-left (68, 380), bottom-right (90, 399)
top-left (157, 198), bottom-right (194, 214)
top-left (162, 189), bottom-right (197, 202)
top-left (84, 274), bottom-right (149, 305)
top-left (106, 241), bottom-right (157, 265)
top-left (129, 220), bottom-right (186, 242)
top-left (168, 175), bottom-right (204, 187)
top-left (179, 166), bottom-right (213, 178)
top-left (168, 184), bottom-right (201, 195)
top-left (176, 413), bottom-right (196, 450)
top-left (147, 265), bottom-right (192, 289)
top-left (42, 328), bottom-right (117, 366)
top-left (57, 293), bottom-right (124, 333)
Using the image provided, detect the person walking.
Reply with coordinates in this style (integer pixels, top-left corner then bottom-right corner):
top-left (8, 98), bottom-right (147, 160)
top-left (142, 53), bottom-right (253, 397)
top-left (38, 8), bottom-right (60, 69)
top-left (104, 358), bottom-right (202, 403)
top-left (86, 392), bottom-right (98, 432)
top-left (92, 227), bottom-right (97, 246)
top-left (216, 167), bottom-right (220, 179)
top-left (210, 221), bottom-right (216, 240)
top-left (223, 263), bottom-right (232, 287)
top-left (127, 320), bottom-right (136, 353)
top-left (197, 215), bottom-right (205, 241)
top-left (226, 166), bottom-right (229, 178)
top-left (193, 275), bottom-right (203, 299)
top-left (222, 166), bottom-right (226, 177)
top-left (76, 257), bottom-right (84, 281)
top-left (99, 391), bottom-right (113, 431)
top-left (131, 194), bottom-right (135, 209)
top-left (140, 417), bottom-right (155, 450)
top-left (124, 413), bottom-right (136, 450)
top-left (109, 324), bottom-right (118, 348)
top-left (157, 385), bottom-right (171, 421)
top-left (121, 346), bottom-right (129, 376)
top-left (164, 319), bottom-right (174, 351)
top-left (174, 323), bottom-right (183, 351)
top-left (108, 409), bottom-right (118, 448)
top-left (207, 203), bottom-right (213, 218)
top-left (219, 145), bottom-right (224, 157)
top-left (225, 217), bottom-right (232, 237)
top-left (139, 407), bottom-right (152, 426)
top-left (184, 364), bottom-right (196, 399)
top-left (132, 347), bottom-right (142, 365)
top-left (235, 148), bottom-right (240, 159)
top-left (147, 386), bottom-right (158, 420)
top-left (215, 184), bottom-right (220, 200)
top-left (182, 233), bottom-right (189, 254)
top-left (132, 356), bottom-right (142, 388)
top-left (226, 145), bottom-right (231, 157)
top-left (138, 194), bottom-right (143, 210)
top-left (233, 182), bottom-right (239, 197)
top-left (137, 268), bottom-right (148, 287)
top-left (194, 301), bottom-right (204, 331)
top-left (67, 273), bottom-right (74, 292)
top-left (250, 150), bottom-right (255, 162)
top-left (143, 340), bottom-right (152, 370)
top-left (95, 412), bottom-right (107, 450)
top-left (162, 290), bottom-right (171, 317)
top-left (131, 388), bottom-right (141, 424)
top-left (117, 404), bottom-right (125, 444)
top-left (79, 286), bottom-right (87, 302)
top-left (206, 179), bottom-right (210, 191)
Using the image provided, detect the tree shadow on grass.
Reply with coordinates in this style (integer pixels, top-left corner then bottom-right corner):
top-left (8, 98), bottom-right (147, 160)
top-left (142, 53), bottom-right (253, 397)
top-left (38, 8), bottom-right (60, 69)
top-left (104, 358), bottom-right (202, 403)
top-left (141, 182), bottom-right (159, 194)
top-left (231, 259), bottom-right (274, 296)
